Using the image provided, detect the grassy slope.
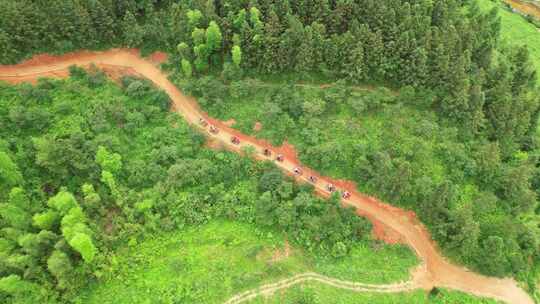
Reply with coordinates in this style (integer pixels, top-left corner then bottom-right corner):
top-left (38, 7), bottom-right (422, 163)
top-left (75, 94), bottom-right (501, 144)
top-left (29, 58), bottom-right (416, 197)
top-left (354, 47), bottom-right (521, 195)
top-left (478, 0), bottom-right (540, 79)
top-left (247, 282), bottom-right (502, 304)
top-left (77, 221), bottom-right (417, 304)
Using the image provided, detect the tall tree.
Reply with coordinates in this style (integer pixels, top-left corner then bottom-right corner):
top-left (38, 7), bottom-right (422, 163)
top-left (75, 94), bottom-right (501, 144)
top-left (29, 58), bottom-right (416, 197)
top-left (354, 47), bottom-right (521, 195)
top-left (0, 152), bottom-right (22, 193)
top-left (87, 0), bottom-right (116, 43)
top-left (122, 10), bottom-right (143, 47)
top-left (231, 45), bottom-right (242, 67)
top-left (206, 21), bottom-right (223, 53)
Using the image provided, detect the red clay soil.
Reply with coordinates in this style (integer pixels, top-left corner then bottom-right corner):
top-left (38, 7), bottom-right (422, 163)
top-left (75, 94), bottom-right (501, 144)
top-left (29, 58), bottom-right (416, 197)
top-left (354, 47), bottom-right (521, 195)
top-left (370, 217), bottom-right (404, 244)
top-left (147, 51), bottom-right (168, 65)
top-left (0, 49), bottom-right (533, 304)
top-left (506, 0), bottom-right (540, 20)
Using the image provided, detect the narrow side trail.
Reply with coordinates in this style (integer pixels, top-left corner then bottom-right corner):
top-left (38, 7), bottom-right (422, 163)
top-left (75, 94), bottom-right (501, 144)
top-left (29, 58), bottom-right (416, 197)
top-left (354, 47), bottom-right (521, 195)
top-left (223, 271), bottom-right (419, 304)
top-left (0, 49), bottom-right (533, 304)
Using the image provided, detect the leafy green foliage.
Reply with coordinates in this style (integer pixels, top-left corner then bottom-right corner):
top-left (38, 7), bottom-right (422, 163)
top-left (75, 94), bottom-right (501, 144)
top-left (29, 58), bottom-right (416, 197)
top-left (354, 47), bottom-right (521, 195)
top-left (205, 21), bottom-right (222, 53)
top-left (47, 250), bottom-right (73, 288)
top-left (32, 210), bottom-right (60, 231)
top-left (95, 146), bottom-right (122, 175)
top-left (181, 59), bottom-right (193, 78)
top-left (0, 152), bottom-right (22, 192)
top-left (48, 191), bottom-right (78, 216)
top-left (68, 233), bottom-right (96, 263)
top-left (47, 193), bottom-right (97, 264)
top-left (232, 45), bottom-right (242, 67)
top-left (0, 275), bottom-right (47, 303)
top-left (0, 72), bottom-right (379, 303)
top-left (186, 9), bottom-right (203, 28)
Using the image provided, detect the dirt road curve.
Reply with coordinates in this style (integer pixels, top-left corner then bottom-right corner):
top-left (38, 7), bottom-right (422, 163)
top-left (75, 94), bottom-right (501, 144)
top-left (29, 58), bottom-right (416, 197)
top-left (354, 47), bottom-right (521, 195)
top-left (0, 49), bottom-right (533, 304)
top-left (224, 271), bottom-right (418, 304)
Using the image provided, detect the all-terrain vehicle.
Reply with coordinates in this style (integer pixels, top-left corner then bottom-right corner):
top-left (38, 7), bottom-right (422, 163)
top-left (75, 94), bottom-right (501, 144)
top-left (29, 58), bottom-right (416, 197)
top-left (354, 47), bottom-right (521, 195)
top-left (327, 184), bottom-right (336, 193)
top-left (293, 167), bottom-right (303, 175)
top-left (209, 125), bottom-right (219, 134)
top-left (276, 154), bottom-right (284, 162)
top-left (342, 191), bottom-right (351, 199)
top-left (199, 118), bottom-right (208, 127)
top-left (263, 148), bottom-right (272, 157)
top-left (308, 176), bottom-right (317, 183)
top-left (231, 136), bottom-right (240, 145)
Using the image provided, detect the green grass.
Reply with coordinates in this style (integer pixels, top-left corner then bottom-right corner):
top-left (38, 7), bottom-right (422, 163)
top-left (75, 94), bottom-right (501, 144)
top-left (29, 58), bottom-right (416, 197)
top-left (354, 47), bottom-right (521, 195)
top-left (247, 282), bottom-right (502, 304)
top-left (478, 0), bottom-right (540, 79)
top-left (77, 221), bottom-right (417, 304)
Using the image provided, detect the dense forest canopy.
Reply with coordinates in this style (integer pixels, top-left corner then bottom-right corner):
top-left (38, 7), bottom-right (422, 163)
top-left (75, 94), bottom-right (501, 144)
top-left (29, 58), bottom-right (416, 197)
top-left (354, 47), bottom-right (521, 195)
top-left (1, 0), bottom-right (538, 151)
top-left (1, 0), bottom-right (540, 302)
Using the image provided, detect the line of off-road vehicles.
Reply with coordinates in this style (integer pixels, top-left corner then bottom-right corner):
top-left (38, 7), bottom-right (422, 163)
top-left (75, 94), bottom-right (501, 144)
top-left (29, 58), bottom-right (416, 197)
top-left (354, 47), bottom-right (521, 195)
top-left (199, 118), bottom-right (351, 199)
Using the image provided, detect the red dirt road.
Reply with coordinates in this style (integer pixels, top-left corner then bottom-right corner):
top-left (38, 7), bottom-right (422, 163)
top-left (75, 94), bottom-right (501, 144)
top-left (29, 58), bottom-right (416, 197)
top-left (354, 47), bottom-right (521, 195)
top-left (0, 49), bottom-right (533, 304)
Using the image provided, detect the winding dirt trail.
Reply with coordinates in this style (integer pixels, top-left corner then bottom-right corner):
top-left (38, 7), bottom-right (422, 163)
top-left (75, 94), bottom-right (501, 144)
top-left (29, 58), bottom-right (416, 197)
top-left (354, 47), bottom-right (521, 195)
top-left (223, 271), bottom-right (419, 304)
top-left (0, 49), bottom-right (533, 304)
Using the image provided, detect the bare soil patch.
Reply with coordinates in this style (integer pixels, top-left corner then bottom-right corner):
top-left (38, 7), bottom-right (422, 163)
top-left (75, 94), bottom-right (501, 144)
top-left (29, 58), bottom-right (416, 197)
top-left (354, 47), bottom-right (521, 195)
top-left (148, 51), bottom-right (168, 65)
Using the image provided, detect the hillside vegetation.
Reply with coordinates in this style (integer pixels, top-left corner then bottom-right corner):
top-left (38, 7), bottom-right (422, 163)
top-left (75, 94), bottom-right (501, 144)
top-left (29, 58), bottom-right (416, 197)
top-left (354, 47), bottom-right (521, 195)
top-left (1, 0), bottom-right (540, 303)
top-left (0, 72), bottom-right (384, 303)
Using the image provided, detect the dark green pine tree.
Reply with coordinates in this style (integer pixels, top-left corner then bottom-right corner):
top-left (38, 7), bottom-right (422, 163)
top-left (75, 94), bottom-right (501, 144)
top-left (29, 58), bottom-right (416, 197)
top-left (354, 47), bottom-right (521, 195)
top-left (87, 0), bottom-right (117, 44)
top-left (466, 79), bottom-right (486, 136)
top-left (441, 52), bottom-right (471, 122)
top-left (484, 62), bottom-right (522, 155)
top-left (112, 0), bottom-right (137, 19)
top-left (345, 41), bottom-right (366, 83)
top-left (295, 25), bottom-right (315, 72)
top-left (74, 1), bottom-right (97, 48)
top-left (0, 29), bottom-right (16, 64)
top-left (510, 46), bottom-right (537, 96)
top-left (122, 10), bottom-right (143, 47)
